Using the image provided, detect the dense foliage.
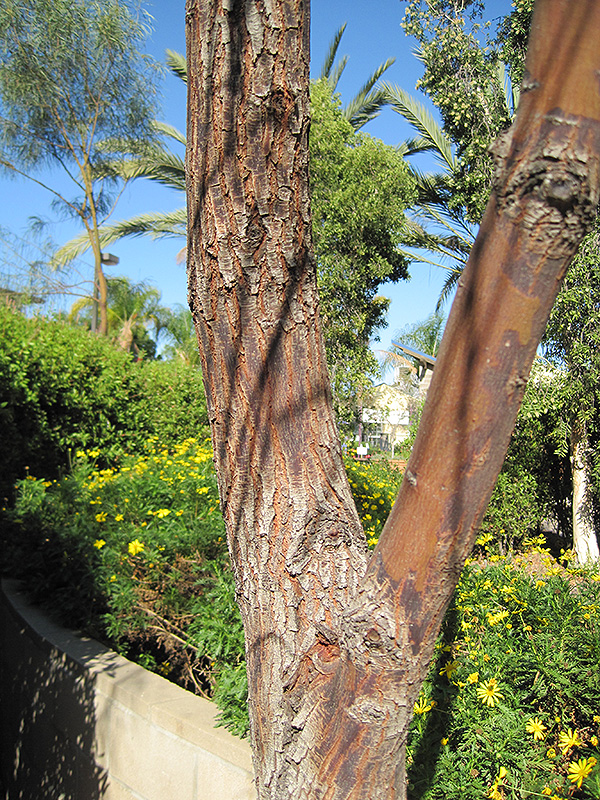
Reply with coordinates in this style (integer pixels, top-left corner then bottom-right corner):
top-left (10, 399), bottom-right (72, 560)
top-left (407, 540), bottom-right (600, 799)
top-left (543, 224), bottom-right (600, 525)
top-left (309, 80), bottom-right (416, 422)
top-left (0, 305), bottom-right (208, 501)
top-left (0, 0), bottom-right (161, 333)
top-left (402, 0), bottom-right (513, 225)
top-left (3, 445), bottom-right (600, 798)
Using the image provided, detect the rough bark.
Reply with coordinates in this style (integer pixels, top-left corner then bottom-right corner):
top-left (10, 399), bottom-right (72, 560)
top-left (185, 0), bottom-right (600, 797)
top-left (185, 0), bottom-right (369, 793)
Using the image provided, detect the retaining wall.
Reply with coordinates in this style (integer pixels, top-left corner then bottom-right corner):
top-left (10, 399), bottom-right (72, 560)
top-left (0, 579), bottom-right (256, 800)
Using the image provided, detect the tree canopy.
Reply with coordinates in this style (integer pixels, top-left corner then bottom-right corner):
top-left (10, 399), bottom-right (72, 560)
top-left (402, 0), bottom-right (520, 224)
top-left (309, 79), bottom-right (415, 423)
top-left (0, 0), bottom-right (160, 333)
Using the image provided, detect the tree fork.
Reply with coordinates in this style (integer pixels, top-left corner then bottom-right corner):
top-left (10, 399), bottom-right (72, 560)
top-left (186, 0), bottom-right (600, 797)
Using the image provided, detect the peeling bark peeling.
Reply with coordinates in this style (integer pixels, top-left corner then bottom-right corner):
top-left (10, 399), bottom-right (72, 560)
top-left (185, 1), bottom-right (600, 797)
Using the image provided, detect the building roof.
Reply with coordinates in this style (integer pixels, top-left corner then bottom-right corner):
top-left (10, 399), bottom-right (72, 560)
top-left (391, 340), bottom-right (437, 371)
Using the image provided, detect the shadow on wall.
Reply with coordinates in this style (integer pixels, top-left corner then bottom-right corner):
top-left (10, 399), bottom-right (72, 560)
top-left (0, 585), bottom-right (119, 800)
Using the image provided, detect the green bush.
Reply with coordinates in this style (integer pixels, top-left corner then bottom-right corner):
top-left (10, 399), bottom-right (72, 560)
top-left (2, 438), bottom-right (245, 724)
top-left (407, 545), bottom-right (600, 799)
top-left (4, 436), bottom-right (600, 798)
top-left (0, 304), bottom-right (208, 501)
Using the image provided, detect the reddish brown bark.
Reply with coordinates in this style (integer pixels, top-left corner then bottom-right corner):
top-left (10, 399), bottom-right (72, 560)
top-left (185, 1), bottom-right (600, 797)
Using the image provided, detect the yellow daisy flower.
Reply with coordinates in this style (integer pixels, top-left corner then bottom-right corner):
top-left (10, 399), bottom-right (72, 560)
top-left (476, 678), bottom-right (504, 707)
top-left (413, 695), bottom-right (436, 715)
top-left (525, 718), bottom-right (547, 741)
top-left (558, 728), bottom-right (582, 754)
top-left (128, 539), bottom-right (145, 556)
top-left (567, 756), bottom-right (596, 788)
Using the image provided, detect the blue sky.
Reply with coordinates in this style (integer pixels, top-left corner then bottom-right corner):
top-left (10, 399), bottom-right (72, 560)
top-left (0, 0), bottom-right (512, 352)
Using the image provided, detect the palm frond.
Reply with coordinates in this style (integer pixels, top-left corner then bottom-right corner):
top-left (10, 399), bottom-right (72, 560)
top-left (152, 120), bottom-right (186, 146)
top-left (319, 23), bottom-right (347, 80)
top-left (396, 136), bottom-right (440, 159)
top-left (94, 209), bottom-right (186, 241)
top-left (496, 59), bottom-right (519, 119)
top-left (51, 231), bottom-right (94, 268)
top-left (383, 82), bottom-right (456, 172)
top-left (328, 55), bottom-right (348, 92)
top-left (344, 87), bottom-right (388, 130)
top-left (436, 269), bottom-right (462, 311)
top-left (52, 209), bottom-right (187, 267)
top-left (350, 57), bottom-right (396, 106)
top-left (166, 49), bottom-right (188, 83)
top-left (107, 150), bottom-right (185, 191)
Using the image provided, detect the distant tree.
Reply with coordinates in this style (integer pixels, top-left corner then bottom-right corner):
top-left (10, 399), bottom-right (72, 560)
top-left (69, 276), bottom-right (167, 358)
top-left (161, 304), bottom-right (201, 366)
top-left (402, 0), bottom-right (515, 225)
top-left (0, 224), bottom-right (89, 313)
top-left (543, 225), bottom-right (600, 562)
top-left (386, 1), bottom-right (528, 307)
top-left (309, 79), bottom-right (415, 423)
top-left (378, 312), bottom-right (444, 392)
top-left (395, 311), bottom-right (445, 358)
top-left (0, 0), bottom-right (160, 334)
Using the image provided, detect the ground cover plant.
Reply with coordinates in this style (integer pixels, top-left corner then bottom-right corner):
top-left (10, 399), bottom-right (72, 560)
top-left (2, 445), bottom-right (600, 797)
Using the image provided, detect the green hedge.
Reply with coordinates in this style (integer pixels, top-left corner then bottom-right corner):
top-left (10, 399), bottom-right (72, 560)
top-left (0, 304), bottom-right (208, 501)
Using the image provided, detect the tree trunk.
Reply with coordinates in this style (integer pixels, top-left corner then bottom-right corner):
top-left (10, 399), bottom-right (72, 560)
top-left (571, 426), bottom-right (600, 563)
top-left (185, 0), bottom-right (600, 797)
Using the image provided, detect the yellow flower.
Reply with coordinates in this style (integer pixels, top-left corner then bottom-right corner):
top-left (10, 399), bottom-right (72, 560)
top-left (546, 747), bottom-right (557, 760)
top-left (413, 695), bottom-right (436, 715)
top-left (541, 788), bottom-right (552, 796)
top-left (487, 610), bottom-right (509, 626)
top-left (488, 766), bottom-right (507, 800)
top-left (591, 735), bottom-right (598, 747)
top-left (93, 539), bottom-right (106, 549)
top-left (439, 660), bottom-right (458, 680)
top-left (525, 718), bottom-right (547, 741)
top-left (467, 672), bottom-right (479, 684)
top-left (558, 728), bottom-right (582, 754)
top-left (155, 508), bottom-right (171, 518)
top-left (95, 511), bottom-right (107, 523)
top-left (128, 539), bottom-right (145, 556)
top-left (441, 737), bottom-right (449, 746)
top-left (476, 678), bottom-right (504, 707)
top-left (114, 513), bottom-right (124, 522)
top-left (567, 757), bottom-right (596, 788)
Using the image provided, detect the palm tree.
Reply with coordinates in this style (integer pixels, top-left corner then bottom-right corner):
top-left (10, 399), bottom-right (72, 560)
top-left (378, 311), bottom-right (445, 384)
top-left (69, 276), bottom-right (168, 358)
top-left (383, 61), bottom-right (518, 308)
top-left (383, 84), bottom-right (476, 307)
top-left (161, 304), bottom-right (201, 366)
top-left (318, 24), bottom-right (395, 130)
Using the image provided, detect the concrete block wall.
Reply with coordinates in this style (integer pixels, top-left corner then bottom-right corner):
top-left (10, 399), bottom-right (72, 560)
top-left (0, 579), bottom-right (256, 800)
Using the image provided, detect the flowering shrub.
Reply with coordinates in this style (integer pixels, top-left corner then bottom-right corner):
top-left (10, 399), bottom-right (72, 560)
top-left (3, 443), bottom-right (600, 799)
top-left (406, 541), bottom-right (600, 799)
top-left (2, 437), bottom-right (247, 729)
top-left (344, 457), bottom-right (404, 545)
top-left (0, 305), bottom-right (209, 502)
